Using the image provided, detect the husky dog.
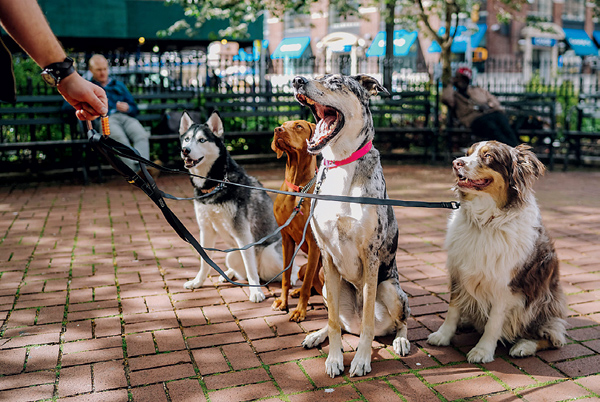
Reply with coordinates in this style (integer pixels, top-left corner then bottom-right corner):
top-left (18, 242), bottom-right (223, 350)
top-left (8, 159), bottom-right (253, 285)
top-left (179, 111), bottom-right (298, 302)
top-left (293, 75), bottom-right (411, 378)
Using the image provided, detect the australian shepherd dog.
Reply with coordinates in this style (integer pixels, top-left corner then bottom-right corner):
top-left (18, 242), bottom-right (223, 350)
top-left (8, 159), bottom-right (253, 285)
top-left (428, 141), bottom-right (567, 363)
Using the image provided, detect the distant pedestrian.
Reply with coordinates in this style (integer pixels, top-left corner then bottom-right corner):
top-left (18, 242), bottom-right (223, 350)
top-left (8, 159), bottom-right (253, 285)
top-left (442, 67), bottom-right (519, 147)
top-left (0, 0), bottom-right (107, 120)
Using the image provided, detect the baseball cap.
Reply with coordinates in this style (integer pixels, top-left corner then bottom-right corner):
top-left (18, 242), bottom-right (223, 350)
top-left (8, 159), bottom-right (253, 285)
top-left (456, 66), bottom-right (472, 80)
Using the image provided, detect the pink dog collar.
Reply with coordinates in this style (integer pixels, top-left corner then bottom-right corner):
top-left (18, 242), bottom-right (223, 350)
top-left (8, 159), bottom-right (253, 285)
top-left (323, 141), bottom-right (372, 169)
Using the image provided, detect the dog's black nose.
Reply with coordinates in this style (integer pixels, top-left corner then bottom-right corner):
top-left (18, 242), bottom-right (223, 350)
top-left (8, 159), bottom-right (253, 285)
top-left (182, 147), bottom-right (190, 157)
top-left (292, 76), bottom-right (308, 89)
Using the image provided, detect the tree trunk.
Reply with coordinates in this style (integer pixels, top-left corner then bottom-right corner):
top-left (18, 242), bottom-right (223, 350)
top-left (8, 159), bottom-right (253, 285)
top-left (382, 0), bottom-right (395, 91)
top-left (440, 0), bottom-right (458, 87)
top-left (441, 43), bottom-right (453, 86)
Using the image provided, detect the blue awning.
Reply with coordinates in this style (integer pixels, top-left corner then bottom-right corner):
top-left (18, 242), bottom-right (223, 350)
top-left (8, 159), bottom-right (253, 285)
top-left (271, 37), bottom-right (311, 59)
top-left (594, 31), bottom-right (600, 46)
top-left (366, 30), bottom-right (418, 57)
top-left (563, 29), bottom-right (598, 56)
top-left (428, 24), bottom-right (487, 53)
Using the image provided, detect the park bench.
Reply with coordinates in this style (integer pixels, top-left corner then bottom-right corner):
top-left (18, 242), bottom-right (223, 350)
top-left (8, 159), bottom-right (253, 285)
top-left (563, 93), bottom-right (600, 170)
top-left (0, 90), bottom-right (198, 182)
top-left (443, 91), bottom-right (558, 170)
top-left (202, 91), bottom-right (310, 161)
top-left (0, 94), bottom-right (90, 181)
top-left (130, 91), bottom-right (198, 165)
top-left (370, 90), bottom-right (438, 161)
top-left (203, 89), bottom-right (440, 162)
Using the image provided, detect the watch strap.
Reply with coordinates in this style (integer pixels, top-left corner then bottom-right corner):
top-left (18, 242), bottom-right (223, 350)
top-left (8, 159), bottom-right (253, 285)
top-left (41, 57), bottom-right (75, 85)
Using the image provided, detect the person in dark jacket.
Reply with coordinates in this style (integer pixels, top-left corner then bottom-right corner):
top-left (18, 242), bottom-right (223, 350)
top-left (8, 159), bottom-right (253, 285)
top-left (442, 67), bottom-right (519, 147)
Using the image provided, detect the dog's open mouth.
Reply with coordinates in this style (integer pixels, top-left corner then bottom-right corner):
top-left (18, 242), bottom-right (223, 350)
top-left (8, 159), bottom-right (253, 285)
top-left (456, 174), bottom-right (492, 190)
top-left (296, 93), bottom-right (344, 152)
top-left (183, 156), bottom-right (203, 169)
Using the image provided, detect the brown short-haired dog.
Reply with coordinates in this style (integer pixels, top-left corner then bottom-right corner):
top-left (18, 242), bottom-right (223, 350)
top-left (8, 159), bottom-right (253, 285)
top-left (271, 120), bottom-right (323, 322)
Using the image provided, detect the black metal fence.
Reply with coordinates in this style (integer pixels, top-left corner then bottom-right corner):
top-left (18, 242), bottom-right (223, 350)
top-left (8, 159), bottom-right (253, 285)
top-left (3, 50), bottom-right (600, 180)
top-left (10, 49), bottom-right (600, 96)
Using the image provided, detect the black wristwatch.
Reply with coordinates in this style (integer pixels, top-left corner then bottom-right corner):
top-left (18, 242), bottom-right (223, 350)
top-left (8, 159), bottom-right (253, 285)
top-left (40, 57), bottom-right (75, 87)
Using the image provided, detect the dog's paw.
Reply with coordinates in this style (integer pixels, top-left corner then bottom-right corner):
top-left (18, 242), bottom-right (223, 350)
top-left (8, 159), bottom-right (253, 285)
top-left (218, 268), bottom-right (236, 283)
top-left (509, 339), bottom-right (538, 358)
top-left (288, 307), bottom-right (306, 322)
top-left (271, 297), bottom-right (288, 311)
top-left (393, 337), bottom-right (410, 356)
top-left (427, 330), bottom-right (453, 346)
top-left (249, 289), bottom-right (266, 303)
top-left (467, 346), bottom-right (495, 363)
top-left (349, 353), bottom-right (371, 377)
top-left (289, 289), bottom-right (301, 298)
top-left (302, 330), bottom-right (327, 349)
top-left (183, 279), bottom-right (203, 290)
top-left (325, 353), bottom-right (345, 378)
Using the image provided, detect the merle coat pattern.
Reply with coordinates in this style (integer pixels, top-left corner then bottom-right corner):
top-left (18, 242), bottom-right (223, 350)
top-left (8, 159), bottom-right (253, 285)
top-left (293, 74), bottom-right (410, 378)
top-left (179, 112), bottom-right (296, 302)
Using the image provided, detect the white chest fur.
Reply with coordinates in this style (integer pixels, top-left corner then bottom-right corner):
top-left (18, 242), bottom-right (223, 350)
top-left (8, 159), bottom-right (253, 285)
top-left (193, 200), bottom-right (238, 245)
top-left (446, 196), bottom-right (540, 296)
top-left (311, 165), bottom-right (378, 283)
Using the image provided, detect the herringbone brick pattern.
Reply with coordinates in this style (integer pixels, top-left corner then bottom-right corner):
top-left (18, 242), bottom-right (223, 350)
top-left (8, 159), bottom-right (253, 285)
top-left (1, 165), bottom-right (599, 402)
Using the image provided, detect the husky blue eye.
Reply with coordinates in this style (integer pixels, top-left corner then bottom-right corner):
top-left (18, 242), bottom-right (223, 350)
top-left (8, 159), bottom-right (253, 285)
top-left (199, 138), bottom-right (206, 143)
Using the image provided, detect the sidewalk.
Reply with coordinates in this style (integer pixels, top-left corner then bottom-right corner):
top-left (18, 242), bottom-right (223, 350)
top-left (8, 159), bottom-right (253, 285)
top-left (1, 165), bottom-right (599, 402)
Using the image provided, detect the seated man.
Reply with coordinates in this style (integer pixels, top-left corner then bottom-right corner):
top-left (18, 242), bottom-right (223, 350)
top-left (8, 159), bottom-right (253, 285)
top-left (88, 54), bottom-right (160, 176)
top-left (442, 67), bottom-right (519, 147)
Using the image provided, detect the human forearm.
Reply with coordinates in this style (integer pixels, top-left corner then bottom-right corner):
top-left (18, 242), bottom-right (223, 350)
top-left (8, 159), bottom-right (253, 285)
top-left (0, 0), bottom-right (66, 68)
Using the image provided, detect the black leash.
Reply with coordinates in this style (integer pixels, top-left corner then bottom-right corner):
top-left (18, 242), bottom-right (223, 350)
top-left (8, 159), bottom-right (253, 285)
top-left (94, 136), bottom-right (460, 211)
top-left (87, 120), bottom-right (459, 288)
top-left (203, 175), bottom-right (316, 253)
top-left (87, 122), bottom-right (262, 287)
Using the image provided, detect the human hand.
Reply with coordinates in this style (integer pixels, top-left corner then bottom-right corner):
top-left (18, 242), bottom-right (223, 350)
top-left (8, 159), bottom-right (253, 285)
top-left (58, 73), bottom-right (108, 120)
top-left (116, 101), bottom-right (130, 113)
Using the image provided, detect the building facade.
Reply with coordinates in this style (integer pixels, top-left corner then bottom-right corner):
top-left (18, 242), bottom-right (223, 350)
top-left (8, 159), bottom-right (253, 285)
top-left (265, 0), bottom-right (600, 86)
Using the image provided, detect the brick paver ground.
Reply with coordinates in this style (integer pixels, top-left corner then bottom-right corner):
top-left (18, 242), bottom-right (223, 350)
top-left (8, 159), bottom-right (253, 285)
top-left (1, 164), bottom-right (599, 402)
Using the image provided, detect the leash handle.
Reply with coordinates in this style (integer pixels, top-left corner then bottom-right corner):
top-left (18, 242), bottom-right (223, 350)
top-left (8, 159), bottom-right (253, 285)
top-left (101, 116), bottom-right (110, 137)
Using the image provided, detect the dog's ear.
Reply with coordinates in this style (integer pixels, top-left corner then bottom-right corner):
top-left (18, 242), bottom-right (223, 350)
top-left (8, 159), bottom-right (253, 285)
top-left (206, 111), bottom-right (224, 138)
top-left (510, 144), bottom-right (545, 199)
top-left (271, 136), bottom-right (284, 159)
top-left (179, 111), bottom-right (194, 135)
top-left (352, 74), bottom-right (390, 97)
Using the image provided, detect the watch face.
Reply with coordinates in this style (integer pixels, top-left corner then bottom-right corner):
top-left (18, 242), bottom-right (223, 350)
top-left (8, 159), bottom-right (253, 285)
top-left (41, 71), bottom-right (58, 87)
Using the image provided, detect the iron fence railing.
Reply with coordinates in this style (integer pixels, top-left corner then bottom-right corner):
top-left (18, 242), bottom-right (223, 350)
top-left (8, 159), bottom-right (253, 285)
top-left (10, 49), bottom-right (600, 96)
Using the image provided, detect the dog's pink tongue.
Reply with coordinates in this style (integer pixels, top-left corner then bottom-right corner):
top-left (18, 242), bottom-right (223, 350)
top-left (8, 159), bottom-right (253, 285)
top-left (459, 178), bottom-right (489, 188)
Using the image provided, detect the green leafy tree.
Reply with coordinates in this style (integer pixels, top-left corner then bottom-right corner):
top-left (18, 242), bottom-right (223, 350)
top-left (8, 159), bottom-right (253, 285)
top-left (12, 55), bottom-right (45, 92)
top-left (162, 0), bottom-right (528, 88)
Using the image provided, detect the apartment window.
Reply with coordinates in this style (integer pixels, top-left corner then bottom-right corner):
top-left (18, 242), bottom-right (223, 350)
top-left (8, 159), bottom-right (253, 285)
top-left (562, 0), bottom-right (585, 21)
top-left (284, 11), bottom-right (311, 31)
top-left (527, 0), bottom-right (552, 21)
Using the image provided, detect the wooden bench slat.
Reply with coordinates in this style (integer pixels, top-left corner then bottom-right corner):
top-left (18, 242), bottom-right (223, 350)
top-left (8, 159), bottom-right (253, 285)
top-left (1, 117), bottom-right (66, 125)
